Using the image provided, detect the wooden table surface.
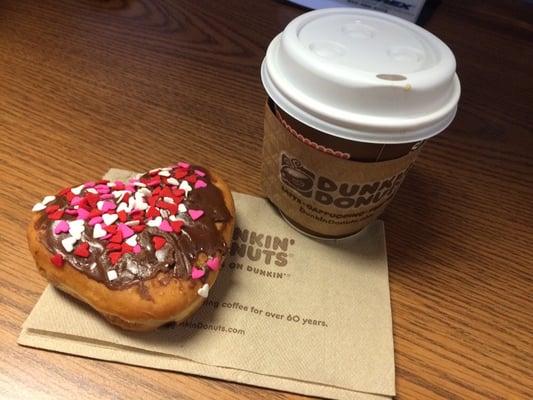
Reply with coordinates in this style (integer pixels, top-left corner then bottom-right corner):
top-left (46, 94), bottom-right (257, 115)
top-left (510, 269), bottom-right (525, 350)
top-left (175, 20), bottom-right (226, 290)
top-left (1, 0), bottom-right (531, 399)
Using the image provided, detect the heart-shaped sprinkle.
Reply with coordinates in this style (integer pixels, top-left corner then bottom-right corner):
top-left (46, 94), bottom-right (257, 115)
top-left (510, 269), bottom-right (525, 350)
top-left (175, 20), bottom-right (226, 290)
top-left (85, 188), bottom-right (98, 194)
top-left (69, 220), bottom-right (85, 239)
top-left (117, 210), bottom-right (128, 223)
top-left (166, 177), bottom-right (179, 186)
top-left (32, 202), bottom-right (46, 212)
top-left (116, 201), bottom-right (131, 213)
top-left (108, 252), bottom-right (122, 265)
top-left (132, 224), bottom-right (145, 233)
top-left (104, 224), bottom-right (118, 234)
top-left (194, 169), bottom-right (206, 177)
top-left (197, 283), bottom-right (209, 298)
top-left (98, 200), bottom-right (116, 213)
top-left (158, 170), bottom-right (171, 177)
top-left (206, 256), bottom-right (221, 271)
top-left (134, 198), bottom-right (149, 211)
top-left (191, 267), bottom-right (205, 280)
top-left (107, 269), bottom-right (118, 280)
top-left (185, 175), bottom-right (197, 184)
top-left (133, 244), bottom-right (141, 254)
top-left (84, 181), bottom-right (96, 188)
top-left (194, 180), bottom-right (207, 189)
top-left (61, 236), bottom-right (78, 252)
top-left (152, 236), bottom-right (166, 250)
top-left (106, 242), bottom-right (122, 251)
top-left (178, 162), bottom-right (190, 169)
top-left (74, 242), bottom-right (90, 258)
top-left (54, 220), bottom-right (70, 235)
top-left (118, 223), bottom-right (135, 239)
top-left (146, 216), bottom-right (162, 227)
top-left (121, 243), bottom-right (134, 254)
top-left (99, 193), bottom-right (114, 200)
top-left (110, 231), bottom-right (123, 244)
top-left (93, 223), bottom-right (107, 239)
top-left (49, 210), bottom-right (64, 220)
top-left (159, 220), bottom-right (173, 232)
top-left (45, 205), bottom-right (60, 214)
top-left (71, 185), bottom-right (84, 195)
top-left (42, 195), bottom-right (56, 205)
top-left (65, 209), bottom-right (78, 215)
top-left (50, 253), bottom-right (64, 268)
top-left (178, 203), bottom-right (187, 213)
top-left (95, 184), bottom-right (110, 194)
top-left (125, 219), bottom-right (140, 226)
top-left (170, 220), bottom-right (184, 233)
top-left (179, 180), bottom-right (192, 193)
top-left (70, 196), bottom-right (83, 206)
top-left (88, 216), bottom-right (103, 226)
top-left (102, 213), bottom-right (118, 226)
top-left (188, 209), bottom-right (204, 221)
top-left (76, 208), bottom-right (90, 220)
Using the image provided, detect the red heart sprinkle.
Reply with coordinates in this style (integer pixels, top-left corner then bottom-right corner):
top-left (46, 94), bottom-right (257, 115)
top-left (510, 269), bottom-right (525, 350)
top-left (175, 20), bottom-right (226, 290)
top-left (104, 224), bottom-right (118, 233)
top-left (122, 192), bottom-right (131, 203)
top-left (65, 191), bottom-right (75, 202)
top-left (121, 243), bottom-right (134, 254)
top-left (146, 207), bottom-right (160, 218)
top-left (172, 188), bottom-right (185, 197)
top-left (89, 208), bottom-right (102, 218)
top-left (160, 187), bottom-right (173, 198)
top-left (152, 187), bottom-right (162, 196)
top-left (108, 251), bottom-right (122, 265)
top-left (152, 236), bottom-right (166, 250)
top-left (132, 224), bottom-right (145, 233)
top-left (117, 210), bottom-right (128, 222)
top-left (58, 187), bottom-right (71, 196)
top-left (106, 243), bottom-right (122, 251)
top-left (110, 231), bottom-right (123, 244)
top-left (48, 210), bottom-right (64, 220)
top-left (114, 182), bottom-right (125, 190)
top-left (185, 175), bottom-right (197, 184)
top-left (50, 253), bottom-right (64, 268)
top-left (171, 220), bottom-right (184, 233)
top-left (173, 195), bottom-right (184, 204)
top-left (85, 193), bottom-right (100, 208)
top-left (174, 169), bottom-right (187, 179)
top-left (45, 204), bottom-right (60, 214)
top-left (73, 242), bottom-right (90, 258)
top-left (96, 179), bottom-right (109, 185)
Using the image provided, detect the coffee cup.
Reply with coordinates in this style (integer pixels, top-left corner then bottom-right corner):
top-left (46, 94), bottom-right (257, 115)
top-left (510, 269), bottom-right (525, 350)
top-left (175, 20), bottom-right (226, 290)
top-left (260, 8), bottom-right (460, 238)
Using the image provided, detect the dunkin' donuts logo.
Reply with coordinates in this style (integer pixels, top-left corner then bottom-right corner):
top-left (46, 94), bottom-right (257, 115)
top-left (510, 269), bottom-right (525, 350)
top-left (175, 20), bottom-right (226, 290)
top-left (280, 153), bottom-right (407, 209)
top-left (230, 227), bottom-right (295, 267)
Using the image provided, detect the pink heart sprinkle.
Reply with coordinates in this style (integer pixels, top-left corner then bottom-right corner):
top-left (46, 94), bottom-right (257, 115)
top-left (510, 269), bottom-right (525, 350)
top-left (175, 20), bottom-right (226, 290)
top-left (125, 185), bottom-right (136, 192)
top-left (95, 184), bottom-right (111, 194)
top-left (206, 257), bottom-right (221, 271)
top-left (194, 169), bottom-right (206, 177)
top-left (178, 162), bottom-right (190, 169)
top-left (147, 177), bottom-right (160, 186)
top-left (65, 209), bottom-right (78, 215)
top-left (159, 220), bottom-right (173, 232)
top-left (76, 208), bottom-right (90, 220)
top-left (118, 223), bottom-right (135, 239)
top-left (101, 201), bottom-right (116, 213)
top-left (54, 220), bottom-right (70, 234)
top-left (88, 216), bottom-right (103, 226)
top-left (133, 244), bottom-right (141, 254)
top-left (114, 180), bottom-right (125, 186)
top-left (194, 180), bottom-right (207, 189)
top-left (188, 209), bottom-right (204, 221)
top-left (70, 196), bottom-right (82, 206)
top-left (191, 267), bottom-right (205, 280)
top-left (84, 181), bottom-right (96, 188)
top-left (99, 193), bottom-right (113, 200)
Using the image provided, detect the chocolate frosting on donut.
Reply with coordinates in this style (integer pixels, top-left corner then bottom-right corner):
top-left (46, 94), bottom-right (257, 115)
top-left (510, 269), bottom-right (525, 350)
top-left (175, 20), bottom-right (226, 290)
top-left (34, 164), bottom-right (231, 291)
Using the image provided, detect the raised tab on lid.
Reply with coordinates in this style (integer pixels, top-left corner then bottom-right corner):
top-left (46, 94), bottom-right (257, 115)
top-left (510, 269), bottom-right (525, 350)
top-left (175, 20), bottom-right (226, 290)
top-left (261, 8), bottom-right (461, 144)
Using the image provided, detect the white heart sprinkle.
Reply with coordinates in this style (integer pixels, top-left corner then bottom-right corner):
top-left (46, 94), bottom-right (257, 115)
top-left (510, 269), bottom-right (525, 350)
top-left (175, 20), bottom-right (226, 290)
top-left (166, 177), bottom-right (179, 186)
top-left (197, 283), bottom-right (209, 298)
top-left (138, 188), bottom-right (152, 197)
top-left (42, 195), bottom-right (56, 205)
top-left (179, 181), bottom-right (192, 193)
top-left (125, 235), bottom-right (137, 247)
top-left (61, 236), bottom-right (78, 252)
top-left (134, 199), bottom-right (149, 211)
top-left (102, 213), bottom-right (118, 225)
top-left (68, 220), bottom-right (85, 239)
top-left (161, 167), bottom-right (172, 171)
top-left (113, 190), bottom-right (127, 199)
top-left (158, 170), bottom-right (171, 177)
top-left (71, 185), bottom-right (84, 195)
top-left (128, 197), bottom-right (136, 209)
top-left (149, 168), bottom-right (160, 174)
top-left (163, 196), bottom-right (174, 204)
top-left (169, 215), bottom-right (184, 222)
top-left (155, 249), bottom-right (167, 262)
top-left (125, 220), bottom-right (139, 226)
top-left (97, 200), bottom-right (104, 211)
top-left (86, 188), bottom-right (98, 194)
top-left (116, 202), bottom-right (130, 213)
top-left (160, 209), bottom-right (170, 219)
top-left (146, 216), bottom-right (162, 227)
top-left (107, 270), bottom-right (118, 281)
top-left (93, 223), bottom-right (106, 239)
top-left (178, 203), bottom-right (187, 213)
top-left (133, 181), bottom-right (146, 187)
top-left (32, 202), bottom-right (46, 212)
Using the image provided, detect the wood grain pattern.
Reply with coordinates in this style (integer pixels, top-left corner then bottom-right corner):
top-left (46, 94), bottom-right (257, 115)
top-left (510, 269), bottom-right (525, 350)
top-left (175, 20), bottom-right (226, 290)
top-left (0, 0), bottom-right (531, 399)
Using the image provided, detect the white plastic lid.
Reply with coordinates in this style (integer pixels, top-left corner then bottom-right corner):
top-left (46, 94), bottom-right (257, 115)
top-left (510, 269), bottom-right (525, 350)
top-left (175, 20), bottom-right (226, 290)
top-left (261, 8), bottom-right (461, 144)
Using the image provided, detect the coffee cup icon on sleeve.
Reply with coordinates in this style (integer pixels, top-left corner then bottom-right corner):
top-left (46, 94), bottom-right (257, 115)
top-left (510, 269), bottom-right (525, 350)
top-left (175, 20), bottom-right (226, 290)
top-left (280, 153), bottom-right (315, 198)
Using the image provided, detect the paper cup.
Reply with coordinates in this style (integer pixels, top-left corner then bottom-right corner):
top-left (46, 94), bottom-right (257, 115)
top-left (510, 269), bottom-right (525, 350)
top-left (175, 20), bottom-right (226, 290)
top-left (261, 8), bottom-right (460, 238)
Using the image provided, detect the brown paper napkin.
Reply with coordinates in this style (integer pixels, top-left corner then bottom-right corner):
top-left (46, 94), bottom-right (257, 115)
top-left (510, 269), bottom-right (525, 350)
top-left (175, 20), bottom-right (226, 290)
top-left (19, 169), bottom-right (395, 400)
